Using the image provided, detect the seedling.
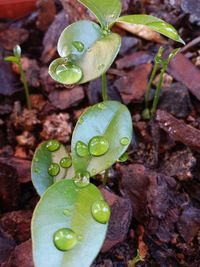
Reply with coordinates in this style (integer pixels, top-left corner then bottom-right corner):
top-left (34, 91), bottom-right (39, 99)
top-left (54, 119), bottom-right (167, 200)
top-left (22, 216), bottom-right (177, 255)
top-left (142, 47), bottom-right (181, 119)
top-left (128, 249), bottom-right (145, 267)
top-left (31, 1), bottom-right (184, 266)
top-left (4, 45), bottom-right (32, 110)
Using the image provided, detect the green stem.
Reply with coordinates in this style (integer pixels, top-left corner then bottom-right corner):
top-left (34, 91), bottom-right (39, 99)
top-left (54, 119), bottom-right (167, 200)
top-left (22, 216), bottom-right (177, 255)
top-left (18, 60), bottom-right (32, 110)
top-left (150, 64), bottom-right (167, 117)
top-left (102, 72), bottom-right (108, 101)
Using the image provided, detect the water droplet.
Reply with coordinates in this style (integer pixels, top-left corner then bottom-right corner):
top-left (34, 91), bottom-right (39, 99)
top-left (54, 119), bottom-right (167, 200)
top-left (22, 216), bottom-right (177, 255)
top-left (46, 140), bottom-right (60, 152)
top-left (89, 136), bottom-right (109, 157)
top-left (98, 103), bottom-right (106, 110)
top-left (55, 62), bottom-right (82, 84)
top-left (34, 157), bottom-right (39, 162)
top-left (120, 137), bottom-right (129, 146)
top-left (63, 209), bottom-right (71, 216)
top-left (78, 117), bottom-right (84, 125)
top-left (118, 152), bottom-right (128, 162)
top-left (75, 141), bottom-right (89, 157)
top-left (72, 41), bottom-right (84, 52)
top-left (34, 167), bottom-right (41, 174)
top-left (77, 235), bottom-right (83, 241)
top-left (53, 228), bottom-right (77, 251)
top-left (91, 200), bottom-right (110, 224)
top-left (98, 64), bottom-right (105, 71)
top-left (48, 163), bottom-right (60, 176)
top-left (74, 170), bottom-right (90, 188)
top-left (60, 156), bottom-right (72, 168)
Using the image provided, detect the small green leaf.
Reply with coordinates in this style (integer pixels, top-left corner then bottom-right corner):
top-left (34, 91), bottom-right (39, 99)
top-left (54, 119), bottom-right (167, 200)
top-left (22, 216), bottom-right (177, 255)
top-left (117, 15), bottom-right (185, 44)
top-left (78, 0), bottom-right (122, 28)
top-left (31, 141), bottom-right (74, 196)
top-left (4, 56), bottom-right (19, 63)
top-left (32, 179), bottom-right (108, 267)
top-left (72, 101), bottom-right (133, 176)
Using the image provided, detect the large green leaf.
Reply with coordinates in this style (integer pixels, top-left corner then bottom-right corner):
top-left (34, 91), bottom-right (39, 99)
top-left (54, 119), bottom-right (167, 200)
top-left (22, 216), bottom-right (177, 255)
top-left (71, 101), bottom-right (133, 176)
top-left (78, 0), bottom-right (122, 28)
top-left (32, 179), bottom-right (108, 267)
top-left (49, 20), bottom-right (121, 85)
top-left (32, 141), bottom-right (74, 196)
top-left (117, 15), bottom-right (185, 44)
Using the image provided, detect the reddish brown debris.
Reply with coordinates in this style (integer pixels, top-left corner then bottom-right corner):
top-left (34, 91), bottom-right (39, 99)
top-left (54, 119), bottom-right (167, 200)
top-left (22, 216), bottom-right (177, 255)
top-left (0, 29), bottom-right (29, 50)
top-left (156, 109), bottom-right (200, 152)
top-left (100, 187), bottom-right (132, 253)
top-left (168, 53), bottom-right (200, 101)
top-left (36, 0), bottom-right (56, 32)
top-left (0, 211), bottom-right (32, 243)
top-left (114, 63), bottom-right (152, 104)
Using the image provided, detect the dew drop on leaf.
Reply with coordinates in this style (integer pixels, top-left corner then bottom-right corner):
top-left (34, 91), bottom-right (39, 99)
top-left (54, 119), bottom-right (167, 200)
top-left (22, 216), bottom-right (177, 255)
top-left (48, 163), bottom-right (60, 176)
top-left (91, 200), bottom-right (111, 224)
top-left (72, 41), bottom-right (85, 52)
top-left (77, 235), bottom-right (83, 241)
top-left (78, 117), bottom-right (84, 125)
top-left (60, 156), bottom-right (72, 168)
top-left (97, 103), bottom-right (106, 110)
top-left (120, 137), bottom-right (129, 146)
top-left (34, 168), bottom-right (41, 174)
top-left (98, 64), bottom-right (105, 71)
top-left (89, 136), bottom-right (109, 157)
top-left (53, 228), bottom-right (77, 251)
top-left (75, 141), bottom-right (89, 157)
top-left (63, 209), bottom-right (71, 216)
top-left (118, 152), bottom-right (128, 162)
top-left (74, 170), bottom-right (90, 188)
top-left (34, 157), bottom-right (39, 163)
top-left (46, 140), bottom-right (60, 152)
top-left (55, 62), bottom-right (82, 84)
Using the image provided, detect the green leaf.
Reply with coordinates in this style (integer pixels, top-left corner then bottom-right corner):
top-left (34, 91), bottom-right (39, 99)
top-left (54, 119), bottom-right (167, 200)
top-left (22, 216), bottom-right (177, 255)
top-left (4, 56), bottom-right (19, 63)
top-left (117, 15), bottom-right (185, 44)
top-left (31, 141), bottom-right (74, 196)
top-left (32, 179), bottom-right (108, 267)
top-left (71, 101), bottom-right (133, 176)
top-left (78, 0), bottom-right (122, 28)
top-left (50, 20), bottom-right (121, 85)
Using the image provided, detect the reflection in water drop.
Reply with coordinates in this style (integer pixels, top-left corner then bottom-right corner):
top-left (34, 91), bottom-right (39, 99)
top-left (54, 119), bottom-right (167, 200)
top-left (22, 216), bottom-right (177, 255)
top-left (74, 170), bottom-right (90, 188)
top-left (91, 199), bottom-right (110, 224)
top-left (46, 140), bottom-right (60, 152)
top-left (55, 61), bottom-right (83, 84)
top-left (89, 136), bottom-right (109, 157)
top-left (53, 228), bottom-right (77, 251)
top-left (48, 163), bottom-right (60, 176)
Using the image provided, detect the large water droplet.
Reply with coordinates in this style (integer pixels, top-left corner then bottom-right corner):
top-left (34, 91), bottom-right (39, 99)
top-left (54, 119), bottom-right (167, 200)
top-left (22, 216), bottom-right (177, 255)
top-left (98, 64), bottom-right (105, 71)
top-left (75, 141), bottom-right (89, 157)
top-left (91, 200), bottom-right (110, 224)
top-left (89, 136), bottom-right (109, 157)
top-left (120, 137), bottom-right (129, 146)
top-left (53, 228), bottom-right (77, 251)
top-left (48, 163), bottom-right (60, 176)
top-left (60, 156), bottom-right (72, 168)
top-left (72, 41), bottom-right (84, 52)
top-left (46, 140), bottom-right (60, 152)
top-left (74, 170), bottom-right (90, 188)
top-left (55, 62), bottom-right (82, 84)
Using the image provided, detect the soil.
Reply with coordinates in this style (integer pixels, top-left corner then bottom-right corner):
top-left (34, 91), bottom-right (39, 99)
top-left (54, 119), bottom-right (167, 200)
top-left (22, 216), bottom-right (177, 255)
top-left (0, 0), bottom-right (200, 266)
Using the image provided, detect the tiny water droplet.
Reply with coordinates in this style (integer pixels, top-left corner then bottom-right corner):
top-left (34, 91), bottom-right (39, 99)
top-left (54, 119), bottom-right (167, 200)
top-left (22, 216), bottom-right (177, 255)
top-left (98, 64), bottom-right (105, 71)
top-left (63, 209), bottom-right (71, 216)
top-left (55, 62), bottom-right (82, 84)
top-left (60, 156), bottom-right (72, 168)
top-left (118, 152), bottom-right (128, 162)
top-left (89, 136), bottom-right (109, 157)
top-left (74, 170), bottom-right (90, 188)
top-left (91, 200), bottom-right (110, 224)
top-left (46, 140), bottom-right (60, 152)
top-left (34, 167), bottom-right (41, 174)
top-left (78, 117), bottom-right (84, 125)
top-left (53, 228), bottom-right (77, 251)
top-left (98, 103), bottom-right (106, 110)
top-left (87, 48), bottom-right (92, 52)
top-left (120, 137), bottom-right (129, 146)
top-left (48, 163), bottom-right (60, 176)
top-left (34, 157), bottom-right (39, 163)
top-left (72, 41), bottom-right (84, 52)
top-left (77, 235), bottom-right (83, 241)
top-left (75, 141), bottom-right (89, 157)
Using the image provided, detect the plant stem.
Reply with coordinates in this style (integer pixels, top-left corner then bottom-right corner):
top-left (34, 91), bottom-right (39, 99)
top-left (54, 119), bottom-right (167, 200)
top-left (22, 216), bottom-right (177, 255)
top-left (150, 64), bottom-right (167, 117)
top-left (102, 72), bottom-right (108, 101)
top-left (18, 60), bottom-right (32, 110)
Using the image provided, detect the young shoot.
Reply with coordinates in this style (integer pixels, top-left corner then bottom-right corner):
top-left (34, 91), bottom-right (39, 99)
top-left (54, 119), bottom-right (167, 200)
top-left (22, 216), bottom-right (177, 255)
top-left (4, 45), bottom-right (32, 110)
top-left (128, 249), bottom-right (145, 267)
top-left (142, 48), bottom-right (181, 119)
